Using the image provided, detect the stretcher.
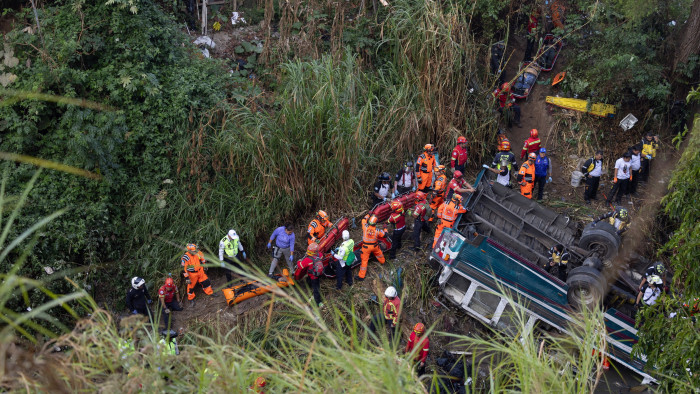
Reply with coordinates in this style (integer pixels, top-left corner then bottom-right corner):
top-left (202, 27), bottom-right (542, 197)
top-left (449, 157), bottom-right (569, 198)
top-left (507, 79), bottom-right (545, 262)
top-left (511, 62), bottom-right (541, 99)
top-left (222, 269), bottom-right (295, 306)
top-left (536, 34), bottom-right (562, 72)
top-left (546, 96), bottom-right (617, 118)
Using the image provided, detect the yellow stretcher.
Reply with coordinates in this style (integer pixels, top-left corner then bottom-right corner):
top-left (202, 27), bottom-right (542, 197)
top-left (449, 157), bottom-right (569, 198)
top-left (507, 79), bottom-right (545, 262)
top-left (546, 96), bottom-right (616, 118)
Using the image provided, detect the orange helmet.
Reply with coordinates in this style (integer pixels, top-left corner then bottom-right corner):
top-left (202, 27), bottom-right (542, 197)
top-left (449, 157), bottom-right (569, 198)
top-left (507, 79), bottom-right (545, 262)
top-left (528, 152), bottom-right (537, 160)
top-left (501, 82), bottom-right (510, 91)
top-left (254, 376), bottom-right (266, 388)
top-left (530, 129), bottom-right (538, 138)
top-left (164, 277), bottom-right (175, 288)
top-left (500, 139), bottom-right (511, 151)
top-left (434, 165), bottom-right (446, 173)
top-left (306, 243), bottom-right (319, 256)
top-left (390, 200), bottom-right (404, 213)
top-left (423, 144), bottom-right (434, 152)
top-left (453, 170), bottom-right (463, 179)
top-left (415, 191), bottom-right (426, 201)
top-left (413, 322), bottom-right (425, 335)
top-left (317, 210), bottom-right (329, 221)
top-left (186, 243), bottom-right (197, 252)
top-left (368, 215), bottom-right (378, 226)
top-left (457, 136), bottom-right (467, 144)
top-left (452, 193), bottom-right (463, 203)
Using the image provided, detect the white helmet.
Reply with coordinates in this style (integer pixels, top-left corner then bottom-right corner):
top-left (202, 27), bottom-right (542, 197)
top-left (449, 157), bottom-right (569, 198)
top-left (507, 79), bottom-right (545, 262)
top-left (649, 275), bottom-right (663, 285)
top-left (384, 286), bottom-right (397, 298)
top-left (342, 230), bottom-right (350, 241)
top-left (131, 277), bottom-right (145, 290)
top-left (228, 229), bottom-right (238, 240)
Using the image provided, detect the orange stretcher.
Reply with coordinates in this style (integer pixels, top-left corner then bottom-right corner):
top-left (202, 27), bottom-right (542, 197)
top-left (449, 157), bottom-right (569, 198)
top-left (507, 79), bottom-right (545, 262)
top-left (222, 269), bottom-right (295, 306)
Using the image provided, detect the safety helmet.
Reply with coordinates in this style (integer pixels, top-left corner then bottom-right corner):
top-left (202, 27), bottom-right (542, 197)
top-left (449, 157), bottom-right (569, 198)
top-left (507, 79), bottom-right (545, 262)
top-left (415, 191), bottom-right (426, 201)
top-left (385, 286), bottom-right (397, 298)
top-left (654, 262), bottom-right (665, 274)
top-left (390, 200), bottom-right (404, 213)
top-left (306, 243), bottom-right (319, 256)
top-left (379, 172), bottom-right (391, 181)
top-left (342, 230), bottom-right (350, 241)
top-left (649, 275), bottom-right (663, 285)
top-left (540, 147), bottom-right (547, 153)
top-left (254, 377), bottom-right (267, 388)
top-left (528, 152), bottom-right (536, 160)
top-left (616, 207), bottom-right (628, 220)
top-left (368, 215), bottom-right (378, 226)
top-left (228, 229), bottom-right (238, 239)
top-left (131, 277), bottom-right (145, 290)
top-left (530, 129), bottom-right (539, 138)
top-left (434, 165), bottom-right (446, 173)
top-left (501, 82), bottom-right (510, 91)
top-left (317, 210), bottom-right (329, 221)
top-left (413, 322), bottom-right (425, 335)
top-left (452, 193), bottom-right (463, 202)
top-left (500, 140), bottom-right (511, 151)
top-left (453, 170), bottom-right (463, 179)
top-left (164, 277), bottom-right (175, 288)
top-left (404, 160), bottom-right (414, 169)
top-left (424, 144), bottom-right (435, 152)
top-left (457, 136), bottom-right (467, 144)
top-left (186, 243), bottom-right (197, 252)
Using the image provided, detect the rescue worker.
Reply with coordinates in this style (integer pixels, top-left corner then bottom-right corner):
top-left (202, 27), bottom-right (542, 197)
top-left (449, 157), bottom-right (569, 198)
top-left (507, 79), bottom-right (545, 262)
top-left (429, 165), bottom-right (448, 219)
top-left (484, 153), bottom-right (513, 187)
top-left (157, 329), bottom-right (179, 356)
top-left (405, 322), bottom-right (430, 376)
top-left (450, 136), bottom-right (469, 174)
top-left (251, 376), bottom-right (267, 393)
top-left (520, 129), bottom-right (541, 160)
top-left (372, 172), bottom-right (393, 207)
top-left (534, 147), bottom-right (552, 201)
top-left (639, 132), bottom-right (659, 183)
top-left (158, 277), bottom-right (183, 328)
top-left (492, 138), bottom-right (518, 172)
top-left (445, 171), bottom-right (476, 201)
top-left (181, 243), bottom-right (218, 307)
top-left (415, 144), bottom-right (437, 192)
top-left (517, 153), bottom-right (536, 199)
top-left (581, 150), bottom-right (603, 204)
top-left (523, 10), bottom-right (540, 61)
top-left (218, 229), bottom-right (247, 286)
top-left (546, 244), bottom-right (570, 282)
top-left (332, 230), bottom-right (355, 290)
top-left (297, 243), bottom-right (324, 307)
top-left (592, 206), bottom-right (630, 236)
top-left (635, 275), bottom-right (662, 307)
top-left (307, 210), bottom-right (332, 245)
top-left (433, 194), bottom-right (467, 248)
top-left (412, 191), bottom-right (432, 251)
top-left (628, 145), bottom-right (641, 196)
top-left (358, 215), bottom-right (387, 281)
top-left (267, 223), bottom-right (296, 276)
top-left (394, 160), bottom-right (417, 195)
top-left (126, 276), bottom-right (153, 318)
top-left (493, 82), bottom-right (522, 127)
top-left (606, 151), bottom-right (632, 204)
top-left (388, 200), bottom-right (406, 260)
top-left (639, 262), bottom-right (666, 292)
top-left (370, 286), bottom-right (402, 341)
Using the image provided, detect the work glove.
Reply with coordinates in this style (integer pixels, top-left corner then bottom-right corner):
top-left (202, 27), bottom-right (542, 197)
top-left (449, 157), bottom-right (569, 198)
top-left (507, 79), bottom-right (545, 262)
top-left (242, 252), bottom-right (247, 259)
top-left (482, 164), bottom-right (489, 169)
top-left (147, 299), bottom-right (153, 305)
top-left (411, 186), bottom-right (416, 192)
top-left (165, 308), bottom-right (170, 314)
top-left (267, 242), bottom-right (271, 249)
top-left (547, 177), bottom-right (552, 183)
top-left (613, 178), bottom-right (618, 184)
top-left (289, 255), bottom-right (294, 262)
top-left (132, 310), bottom-right (138, 315)
top-left (646, 155), bottom-right (652, 160)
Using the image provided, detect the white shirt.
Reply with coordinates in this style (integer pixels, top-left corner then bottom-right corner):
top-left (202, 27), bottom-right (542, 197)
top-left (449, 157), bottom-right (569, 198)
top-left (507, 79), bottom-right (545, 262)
top-left (615, 158), bottom-right (631, 180)
top-left (642, 286), bottom-right (661, 306)
top-left (495, 165), bottom-right (510, 186)
top-left (590, 160), bottom-right (602, 177)
top-left (396, 171), bottom-right (414, 188)
top-left (378, 183), bottom-right (390, 198)
top-left (630, 153), bottom-right (641, 171)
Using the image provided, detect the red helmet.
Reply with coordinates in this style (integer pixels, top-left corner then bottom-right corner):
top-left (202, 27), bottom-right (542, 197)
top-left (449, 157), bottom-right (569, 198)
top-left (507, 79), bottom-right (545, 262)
top-left (453, 171), bottom-right (463, 179)
top-left (528, 152), bottom-right (537, 160)
top-left (164, 277), bottom-right (175, 288)
top-left (413, 322), bottom-right (425, 335)
top-left (254, 377), bottom-right (266, 388)
top-left (501, 82), bottom-right (510, 91)
top-left (457, 136), bottom-right (467, 144)
top-left (368, 215), bottom-right (379, 226)
top-left (306, 243), bottom-right (319, 256)
top-left (423, 144), bottom-right (434, 152)
top-left (415, 191), bottom-right (426, 201)
top-left (390, 200), bottom-right (404, 213)
top-left (500, 139), bottom-right (511, 151)
top-left (530, 129), bottom-right (538, 138)
top-left (186, 243), bottom-right (197, 252)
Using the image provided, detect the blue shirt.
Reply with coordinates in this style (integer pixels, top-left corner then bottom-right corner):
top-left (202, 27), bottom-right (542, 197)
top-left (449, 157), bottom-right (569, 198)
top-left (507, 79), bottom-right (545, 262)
top-left (535, 156), bottom-right (550, 176)
top-left (270, 226), bottom-right (295, 252)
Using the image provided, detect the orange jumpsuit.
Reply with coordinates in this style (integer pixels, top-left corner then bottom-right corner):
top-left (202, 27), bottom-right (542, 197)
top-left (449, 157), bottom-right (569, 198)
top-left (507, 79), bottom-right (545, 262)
top-left (307, 218), bottom-right (331, 245)
top-left (517, 161), bottom-right (536, 199)
top-left (415, 152), bottom-right (437, 192)
top-left (433, 200), bottom-right (467, 247)
top-left (429, 173), bottom-right (448, 219)
top-left (181, 251), bottom-right (213, 300)
top-left (359, 222), bottom-right (386, 279)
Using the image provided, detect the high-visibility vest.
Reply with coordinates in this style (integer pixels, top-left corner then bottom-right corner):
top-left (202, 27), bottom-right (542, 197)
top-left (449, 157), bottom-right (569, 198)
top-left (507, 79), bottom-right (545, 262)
top-left (181, 251), bottom-right (204, 273)
top-left (339, 239), bottom-right (355, 263)
top-left (220, 236), bottom-right (239, 257)
top-left (641, 141), bottom-right (657, 158)
top-left (441, 202), bottom-right (460, 222)
top-left (433, 175), bottom-right (447, 195)
top-left (363, 224), bottom-right (379, 244)
top-left (417, 153), bottom-right (436, 174)
top-left (158, 338), bottom-right (177, 356)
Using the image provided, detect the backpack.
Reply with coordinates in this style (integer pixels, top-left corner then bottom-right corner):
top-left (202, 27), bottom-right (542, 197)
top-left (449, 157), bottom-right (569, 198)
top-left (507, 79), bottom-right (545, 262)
top-left (310, 256), bottom-right (324, 278)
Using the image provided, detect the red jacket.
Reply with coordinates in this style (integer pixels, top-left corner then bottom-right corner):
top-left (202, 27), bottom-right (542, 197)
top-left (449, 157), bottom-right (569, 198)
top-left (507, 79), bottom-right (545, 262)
top-left (450, 145), bottom-right (468, 168)
top-left (297, 256), bottom-right (320, 280)
top-left (521, 137), bottom-right (541, 159)
top-left (405, 331), bottom-right (429, 363)
top-left (388, 212), bottom-right (406, 231)
top-left (158, 284), bottom-right (176, 303)
top-left (383, 296), bottom-right (401, 326)
top-left (493, 88), bottom-right (512, 108)
top-left (447, 178), bottom-right (466, 196)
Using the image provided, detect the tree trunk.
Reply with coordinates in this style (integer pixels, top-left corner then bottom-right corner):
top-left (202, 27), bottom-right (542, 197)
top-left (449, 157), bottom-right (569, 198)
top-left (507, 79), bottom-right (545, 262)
top-left (675, 0), bottom-right (700, 71)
